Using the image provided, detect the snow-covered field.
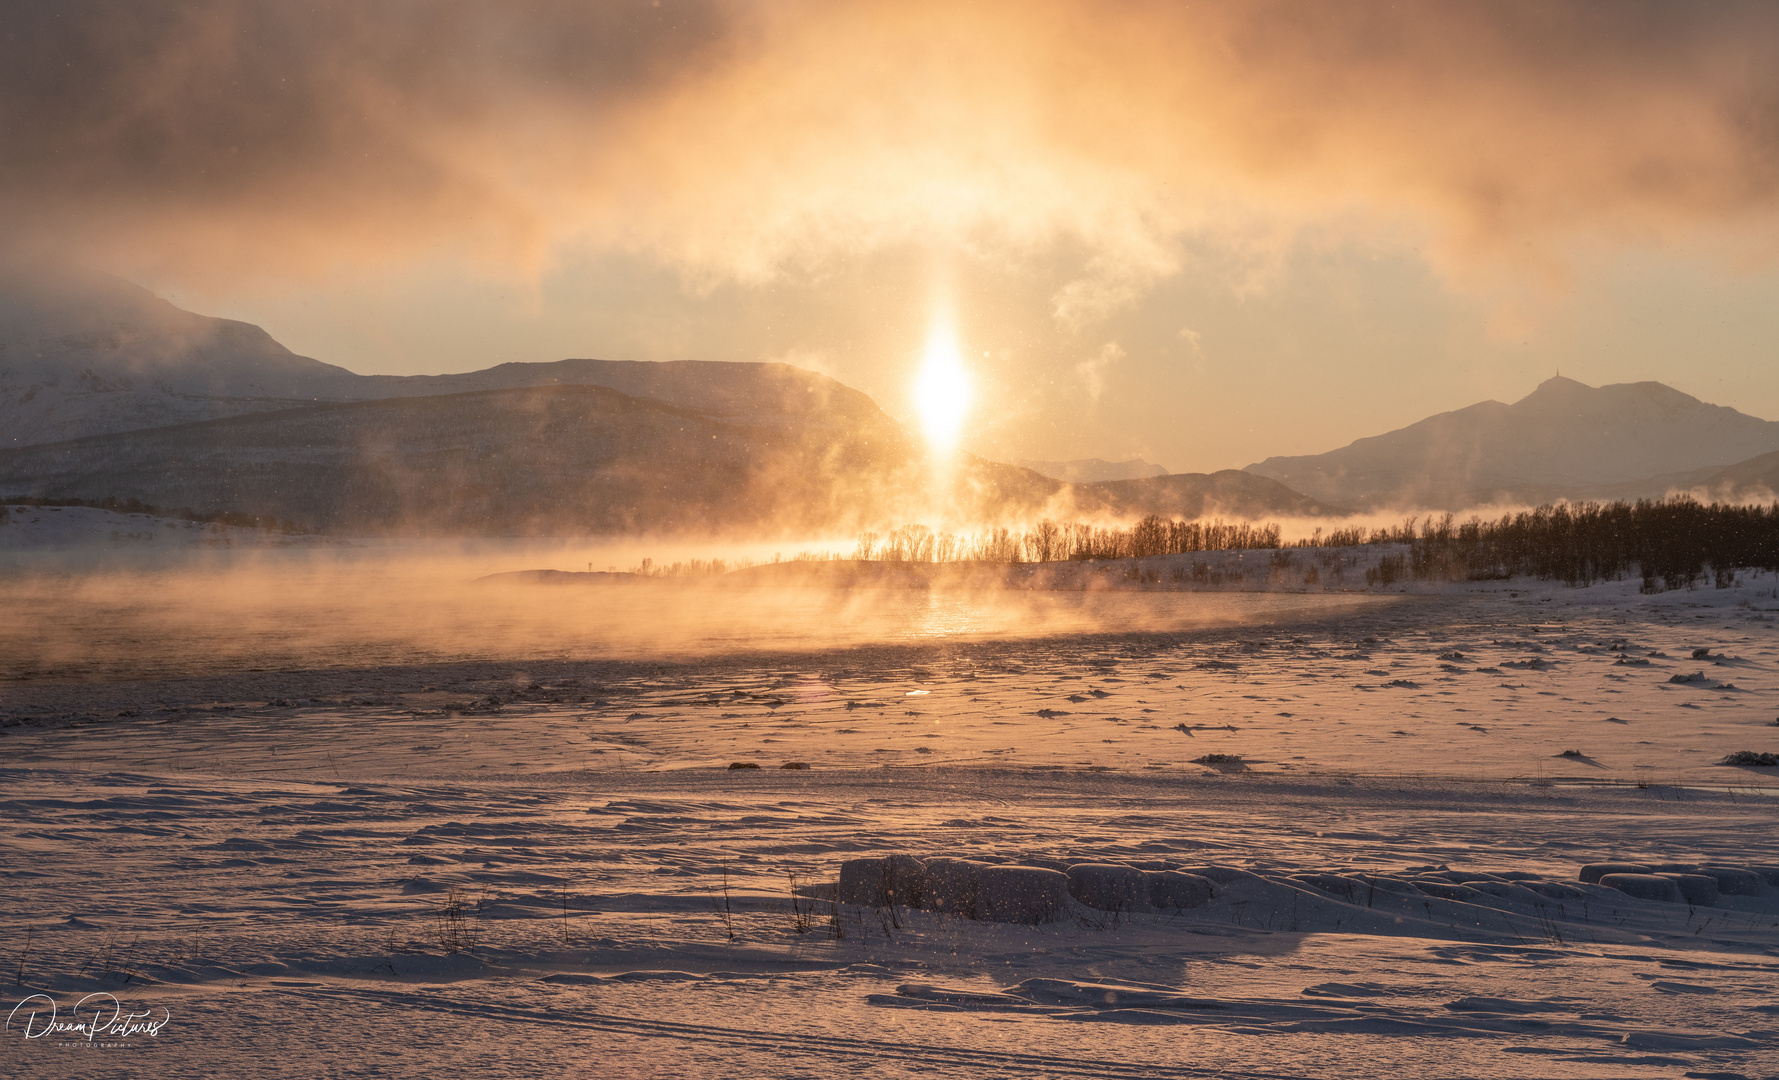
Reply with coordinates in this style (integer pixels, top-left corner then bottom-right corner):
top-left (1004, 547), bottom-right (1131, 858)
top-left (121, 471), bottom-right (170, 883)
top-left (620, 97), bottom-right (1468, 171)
top-left (4, 544), bottom-right (1779, 1078)
top-left (0, 504), bottom-right (332, 551)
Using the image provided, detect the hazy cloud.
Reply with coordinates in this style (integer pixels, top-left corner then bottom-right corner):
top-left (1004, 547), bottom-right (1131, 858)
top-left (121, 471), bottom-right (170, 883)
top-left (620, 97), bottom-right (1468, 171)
top-left (5, 1), bottom-right (1779, 308)
top-left (1076, 341), bottom-right (1123, 401)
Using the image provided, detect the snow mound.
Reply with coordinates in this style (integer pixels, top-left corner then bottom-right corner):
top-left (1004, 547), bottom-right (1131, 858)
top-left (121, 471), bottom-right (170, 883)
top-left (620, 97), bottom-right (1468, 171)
top-left (829, 849), bottom-right (1777, 933)
top-left (1599, 873), bottom-right (1685, 903)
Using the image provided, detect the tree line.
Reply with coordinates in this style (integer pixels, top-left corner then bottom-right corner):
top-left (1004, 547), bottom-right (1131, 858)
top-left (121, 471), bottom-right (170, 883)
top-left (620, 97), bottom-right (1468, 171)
top-left (1389, 498), bottom-right (1779, 588)
top-left (854, 497), bottom-right (1779, 588)
top-left (854, 519), bottom-right (1284, 564)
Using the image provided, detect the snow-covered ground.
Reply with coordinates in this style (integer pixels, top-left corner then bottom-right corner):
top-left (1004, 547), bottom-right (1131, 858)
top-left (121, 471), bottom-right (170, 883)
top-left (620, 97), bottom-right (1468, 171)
top-left (4, 549), bottom-right (1778, 1078)
top-left (0, 504), bottom-right (335, 550)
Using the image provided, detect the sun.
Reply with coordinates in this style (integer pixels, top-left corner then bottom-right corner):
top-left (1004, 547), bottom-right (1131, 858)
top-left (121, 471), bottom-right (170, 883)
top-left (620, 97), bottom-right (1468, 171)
top-left (913, 322), bottom-right (972, 454)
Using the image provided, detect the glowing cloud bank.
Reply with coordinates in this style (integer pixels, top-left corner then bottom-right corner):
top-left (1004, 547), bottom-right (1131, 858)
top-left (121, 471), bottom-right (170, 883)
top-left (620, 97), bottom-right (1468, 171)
top-left (6, 1), bottom-right (1779, 290)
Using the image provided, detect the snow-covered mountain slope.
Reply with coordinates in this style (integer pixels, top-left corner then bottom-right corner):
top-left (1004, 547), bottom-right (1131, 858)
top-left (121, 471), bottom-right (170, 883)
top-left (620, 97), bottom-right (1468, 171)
top-left (1068, 470), bottom-right (1341, 519)
top-left (0, 265), bottom-right (901, 447)
top-left (1018, 457), bottom-right (1169, 483)
top-left (0, 389), bottom-right (1341, 536)
top-left (0, 263), bottom-right (367, 447)
top-left (0, 384), bottom-right (923, 535)
top-left (1688, 446), bottom-right (1779, 501)
top-left (1246, 376), bottom-right (1779, 510)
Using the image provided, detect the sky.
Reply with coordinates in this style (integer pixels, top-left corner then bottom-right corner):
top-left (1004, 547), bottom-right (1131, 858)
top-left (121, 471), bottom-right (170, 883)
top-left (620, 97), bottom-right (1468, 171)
top-left (5, 1), bottom-right (1779, 472)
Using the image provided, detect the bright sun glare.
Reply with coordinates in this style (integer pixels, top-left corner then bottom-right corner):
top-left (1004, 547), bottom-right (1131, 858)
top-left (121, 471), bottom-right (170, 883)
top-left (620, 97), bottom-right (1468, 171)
top-left (913, 323), bottom-right (972, 454)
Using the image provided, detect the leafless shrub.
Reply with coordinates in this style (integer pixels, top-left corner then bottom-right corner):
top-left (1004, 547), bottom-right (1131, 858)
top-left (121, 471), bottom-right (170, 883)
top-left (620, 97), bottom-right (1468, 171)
top-left (826, 893), bottom-right (845, 940)
top-left (1723, 751), bottom-right (1779, 766)
top-left (787, 873), bottom-right (818, 935)
top-left (430, 887), bottom-right (479, 954)
top-left (719, 863), bottom-right (737, 942)
top-left (13, 927), bottom-right (32, 987)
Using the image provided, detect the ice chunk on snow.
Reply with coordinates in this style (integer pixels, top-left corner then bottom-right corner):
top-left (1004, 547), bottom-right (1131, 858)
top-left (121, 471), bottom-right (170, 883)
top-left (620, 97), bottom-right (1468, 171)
top-left (1598, 873), bottom-right (1685, 903)
top-left (891, 983), bottom-right (1033, 1006)
top-left (1066, 863), bottom-right (1152, 912)
top-left (1147, 869), bottom-right (1214, 910)
top-left (1747, 864), bottom-right (1779, 887)
top-left (976, 865), bottom-right (1072, 924)
top-left (1698, 866), bottom-right (1764, 896)
top-left (1006, 979), bottom-right (1223, 1010)
top-left (1658, 873), bottom-right (1719, 906)
top-left (922, 857), bottom-right (989, 917)
top-left (1175, 864), bottom-right (1262, 886)
top-left (1579, 861), bottom-right (1650, 883)
top-left (837, 854), bottom-right (927, 906)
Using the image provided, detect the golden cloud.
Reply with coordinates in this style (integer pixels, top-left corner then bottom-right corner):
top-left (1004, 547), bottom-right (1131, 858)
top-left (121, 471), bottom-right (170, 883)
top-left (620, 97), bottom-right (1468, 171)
top-left (5, 1), bottom-right (1778, 312)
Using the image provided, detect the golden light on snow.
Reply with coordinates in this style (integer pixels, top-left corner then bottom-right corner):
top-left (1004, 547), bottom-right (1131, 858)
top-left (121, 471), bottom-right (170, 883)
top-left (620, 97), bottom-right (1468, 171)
top-left (913, 322), bottom-right (972, 454)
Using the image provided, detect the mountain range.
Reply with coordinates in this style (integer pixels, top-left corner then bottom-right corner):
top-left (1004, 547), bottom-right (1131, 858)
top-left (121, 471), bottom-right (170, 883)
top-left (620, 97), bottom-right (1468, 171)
top-left (0, 267), bottom-right (1334, 533)
top-left (2, 264), bottom-right (1775, 535)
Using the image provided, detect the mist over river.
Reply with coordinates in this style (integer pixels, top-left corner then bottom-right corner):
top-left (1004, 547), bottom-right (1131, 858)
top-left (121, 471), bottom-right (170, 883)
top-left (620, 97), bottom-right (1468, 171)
top-left (0, 544), bottom-right (1394, 683)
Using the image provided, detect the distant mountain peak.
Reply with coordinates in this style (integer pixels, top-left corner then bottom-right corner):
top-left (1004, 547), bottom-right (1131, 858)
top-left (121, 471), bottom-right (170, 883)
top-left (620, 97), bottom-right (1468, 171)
top-left (1246, 375), bottom-right (1779, 510)
top-left (1519, 374), bottom-right (1701, 407)
top-left (1524, 374), bottom-right (1589, 396)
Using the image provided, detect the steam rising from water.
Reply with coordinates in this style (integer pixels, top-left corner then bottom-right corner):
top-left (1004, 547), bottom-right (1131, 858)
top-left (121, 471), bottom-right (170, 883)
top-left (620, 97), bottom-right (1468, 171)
top-left (0, 545), bottom-right (1381, 683)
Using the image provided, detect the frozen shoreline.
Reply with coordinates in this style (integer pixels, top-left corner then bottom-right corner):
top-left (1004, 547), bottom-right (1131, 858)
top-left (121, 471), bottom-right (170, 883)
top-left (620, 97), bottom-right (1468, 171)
top-left (4, 556), bottom-right (1778, 1078)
